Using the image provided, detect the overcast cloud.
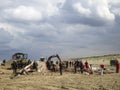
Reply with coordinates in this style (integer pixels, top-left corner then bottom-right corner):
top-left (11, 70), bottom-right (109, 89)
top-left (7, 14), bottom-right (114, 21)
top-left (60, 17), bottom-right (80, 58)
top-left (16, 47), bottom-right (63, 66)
top-left (0, 0), bottom-right (120, 60)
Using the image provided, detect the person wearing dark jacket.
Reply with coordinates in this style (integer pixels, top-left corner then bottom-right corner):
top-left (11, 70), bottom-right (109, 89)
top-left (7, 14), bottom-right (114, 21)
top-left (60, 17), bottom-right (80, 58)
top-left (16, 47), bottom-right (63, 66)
top-left (79, 60), bottom-right (84, 74)
top-left (11, 60), bottom-right (18, 76)
top-left (74, 60), bottom-right (79, 73)
top-left (59, 62), bottom-right (63, 75)
top-left (33, 61), bottom-right (38, 71)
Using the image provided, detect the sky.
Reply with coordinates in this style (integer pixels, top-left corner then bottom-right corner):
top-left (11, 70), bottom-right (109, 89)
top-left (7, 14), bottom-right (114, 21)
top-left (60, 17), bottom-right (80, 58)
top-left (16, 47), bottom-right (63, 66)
top-left (0, 0), bottom-right (120, 60)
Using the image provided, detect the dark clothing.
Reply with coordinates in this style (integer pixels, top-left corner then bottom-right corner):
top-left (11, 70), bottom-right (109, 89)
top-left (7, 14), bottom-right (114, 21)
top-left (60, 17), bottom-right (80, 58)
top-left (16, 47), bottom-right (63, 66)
top-left (74, 60), bottom-right (79, 67)
top-left (74, 60), bottom-right (79, 73)
top-left (59, 63), bottom-right (63, 75)
top-left (1, 60), bottom-right (6, 66)
top-left (17, 61), bottom-right (23, 69)
top-left (79, 61), bottom-right (84, 74)
top-left (3, 60), bottom-right (6, 64)
top-left (27, 60), bottom-right (32, 65)
top-left (46, 61), bottom-right (51, 70)
top-left (52, 64), bottom-right (56, 72)
top-left (11, 61), bottom-right (18, 75)
top-left (66, 61), bottom-right (68, 68)
top-left (69, 61), bottom-right (72, 67)
top-left (11, 61), bottom-right (17, 69)
top-left (74, 60), bottom-right (84, 74)
top-left (33, 61), bottom-right (38, 71)
top-left (74, 65), bottom-right (77, 73)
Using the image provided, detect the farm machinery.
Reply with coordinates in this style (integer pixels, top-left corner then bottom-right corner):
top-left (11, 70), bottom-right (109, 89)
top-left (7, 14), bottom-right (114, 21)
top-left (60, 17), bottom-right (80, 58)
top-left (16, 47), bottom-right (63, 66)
top-left (46, 54), bottom-right (64, 75)
top-left (12, 52), bottom-right (28, 60)
top-left (11, 52), bottom-right (30, 69)
top-left (46, 54), bottom-right (62, 69)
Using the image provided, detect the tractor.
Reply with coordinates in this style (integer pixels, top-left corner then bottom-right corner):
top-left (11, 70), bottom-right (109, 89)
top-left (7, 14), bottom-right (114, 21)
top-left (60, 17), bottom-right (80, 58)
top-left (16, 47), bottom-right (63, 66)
top-left (12, 52), bottom-right (28, 60)
top-left (12, 52), bottom-right (29, 69)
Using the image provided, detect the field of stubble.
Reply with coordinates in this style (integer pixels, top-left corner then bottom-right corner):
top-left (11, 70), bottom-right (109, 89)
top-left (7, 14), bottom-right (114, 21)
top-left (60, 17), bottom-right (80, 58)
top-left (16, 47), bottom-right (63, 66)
top-left (0, 59), bottom-right (120, 90)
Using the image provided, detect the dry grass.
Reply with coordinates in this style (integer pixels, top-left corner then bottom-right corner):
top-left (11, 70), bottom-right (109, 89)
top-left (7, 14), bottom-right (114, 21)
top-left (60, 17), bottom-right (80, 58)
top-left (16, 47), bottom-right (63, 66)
top-left (0, 58), bottom-right (120, 90)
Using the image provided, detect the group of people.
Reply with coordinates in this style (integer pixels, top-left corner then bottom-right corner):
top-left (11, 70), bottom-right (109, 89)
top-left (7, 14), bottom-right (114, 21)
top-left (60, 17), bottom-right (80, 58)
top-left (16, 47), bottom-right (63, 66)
top-left (11, 59), bottom-right (63, 76)
top-left (46, 60), bottom-right (63, 75)
top-left (70, 60), bottom-right (106, 75)
top-left (65, 61), bottom-right (74, 68)
top-left (46, 60), bottom-right (92, 75)
top-left (73, 60), bottom-right (92, 74)
top-left (11, 60), bottom-right (104, 76)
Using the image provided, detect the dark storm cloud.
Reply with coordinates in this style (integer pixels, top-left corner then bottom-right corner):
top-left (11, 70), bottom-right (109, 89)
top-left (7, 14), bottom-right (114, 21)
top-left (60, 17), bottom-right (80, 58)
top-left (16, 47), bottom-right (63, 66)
top-left (0, 0), bottom-right (120, 60)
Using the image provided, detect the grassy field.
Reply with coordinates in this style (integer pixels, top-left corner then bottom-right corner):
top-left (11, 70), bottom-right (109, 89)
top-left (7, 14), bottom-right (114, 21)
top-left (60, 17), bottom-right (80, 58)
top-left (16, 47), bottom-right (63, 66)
top-left (0, 54), bottom-right (120, 90)
top-left (71, 54), bottom-right (120, 65)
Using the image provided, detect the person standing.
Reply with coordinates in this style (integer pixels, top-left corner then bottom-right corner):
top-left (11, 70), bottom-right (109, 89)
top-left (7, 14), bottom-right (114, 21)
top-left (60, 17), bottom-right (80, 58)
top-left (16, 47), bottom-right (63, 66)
top-left (2, 59), bottom-right (6, 66)
top-left (11, 60), bottom-right (18, 76)
top-left (85, 60), bottom-right (89, 70)
top-left (79, 60), bottom-right (84, 74)
top-left (59, 62), bottom-right (63, 75)
top-left (33, 61), bottom-right (38, 71)
top-left (100, 64), bottom-right (104, 75)
top-left (74, 60), bottom-right (79, 73)
top-left (69, 61), bottom-right (72, 67)
top-left (66, 61), bottom-right (68, 68)
top-left (116, 60), bottom-right (119, 73)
